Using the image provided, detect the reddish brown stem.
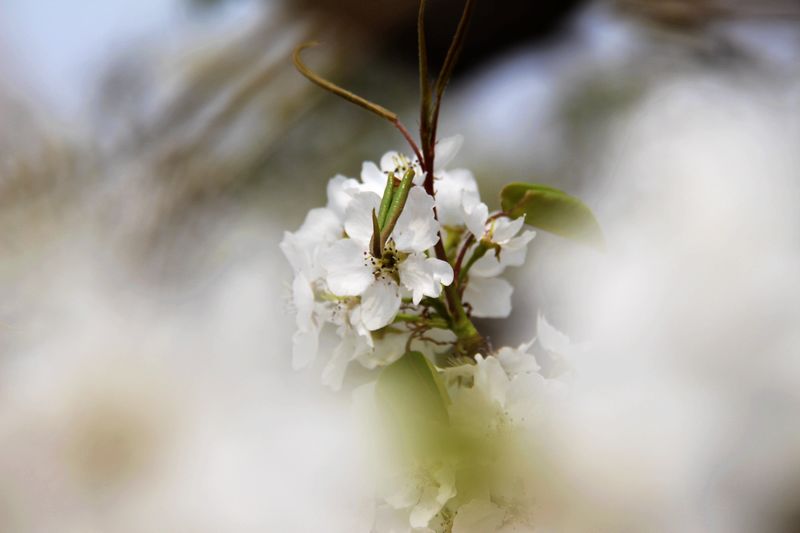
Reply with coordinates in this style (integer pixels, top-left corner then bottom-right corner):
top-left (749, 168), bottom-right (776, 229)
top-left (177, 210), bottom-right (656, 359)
top-left (452, 234), bottom-right (475, 282)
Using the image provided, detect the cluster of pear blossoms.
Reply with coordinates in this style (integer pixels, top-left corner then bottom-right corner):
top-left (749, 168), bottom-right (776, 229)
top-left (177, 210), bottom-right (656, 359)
top-left (281, 135), bottom-right (577, 532)
top-left (281, 136), bottom-right (536, 389)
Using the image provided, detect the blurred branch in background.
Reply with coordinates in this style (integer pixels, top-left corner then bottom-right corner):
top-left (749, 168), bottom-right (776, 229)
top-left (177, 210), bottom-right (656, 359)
top-left (618, 0), bottom-right (800, 29)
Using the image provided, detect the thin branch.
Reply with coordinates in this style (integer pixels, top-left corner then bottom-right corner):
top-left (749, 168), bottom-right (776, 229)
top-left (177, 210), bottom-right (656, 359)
top-left (395, 313), bottom-right (449, 330)
top-left (430, 0), bottom-right (476, 135)
top-left (394, 121), bottom-right (425, 165)
top-left (418, 0), bottom-right (432, 168)
top-left (452, 234), bottom-right (475, 282)
top-left (293, 42), bottom-right (423, 162)
top-left (457, 242), bottom-right (489, 286)
top-left (433, 0), bottom-right (476, 104)
top-left (428, 0), bottom-right (476, 175)
top-left (487, 211), bottom-right (509, 223)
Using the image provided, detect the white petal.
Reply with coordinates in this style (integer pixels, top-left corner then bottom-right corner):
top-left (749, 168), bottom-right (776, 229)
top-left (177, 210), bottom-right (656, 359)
top-left (385, 474), bottom-right (422, 509)
top-left (469, 229), bottom-right (535, 277)
top-left (492, 216), bottom-right (525, 244)
top-left (409, 487), bottom-right (443, 529)
top-left (434, 134), bottom-right (463, 171)
top-left (361, 161), bottom-right (388, 196)
top-left (498, 229), bottom-right (536, 268)
top-left (292, 273), bottom-right (315, 331)
top-left (344, 192), bottom-right (382, 248)
top-left (348, 305), bottom-right (374, 344)
top-left (474, 355), bottom-right (510, 406)
top-left (505, 372), bottom-right (551, 425)
top-left (292, 328), bottom-right (319, 370)
top-left (399, 253), bottom-right (454, 304)
top-left (393, 187), bottom-right (440, 253)
top-left (496, 342), bottom-right (540, 377)
top-left (281, 207), bottom-right (342, 275)
top-left (302, 207), bottom-right (343, 240)
top-left (463, 276), bottom-right (513, 318)
top-left (469, 251), bottom-right (505, 278)
top-left (321, 331), bottom-right (358, 390)
top-left (537, 313), bottom-right (571, 355)
top-left (326, 175), bottom-right (360, 220)
top-left (434, 169), bottom-right (478, 226)
top-left (360, 279), bottom-right (402, 331)
top-left (451, 500), bottom-right (505, 533)
top-left (323, 239), bottom-right (373, 296)
top-left (279, 231), bottom-right (309, 274)
top-left (356, 331), bottom-right (407, 369)
top-left (462, 190), bottom-right (489, 239)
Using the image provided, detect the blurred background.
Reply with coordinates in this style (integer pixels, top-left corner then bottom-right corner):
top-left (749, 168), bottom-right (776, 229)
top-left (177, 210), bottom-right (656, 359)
top-left (2, 0), bottom-right (800, 531)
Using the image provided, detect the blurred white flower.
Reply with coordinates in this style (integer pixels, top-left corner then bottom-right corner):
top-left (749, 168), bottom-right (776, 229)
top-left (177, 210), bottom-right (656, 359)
top-left (380, 463), bottom-right (457, 531)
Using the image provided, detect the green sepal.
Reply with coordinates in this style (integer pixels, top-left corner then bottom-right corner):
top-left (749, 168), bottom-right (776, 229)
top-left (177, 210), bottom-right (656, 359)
top-left (370, 209), bottom-right (383, 258)
top-left (377, 173), bottom-right (396, 227)
top-left (500, 182), bottom-right (605, 250)
top-left (380, 168), bottom-right (416, 246)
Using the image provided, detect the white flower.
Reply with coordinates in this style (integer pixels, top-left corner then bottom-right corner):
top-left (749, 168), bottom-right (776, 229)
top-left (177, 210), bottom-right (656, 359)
top-left (459, 193), bottom-right (536, 319)
top-left (322, 186), bottom-right (453, 331)
top-left (282, 146), bottom-right (470, 387)
top-left (280, 204), bottom-right (345, 369)
top-left (462, 193), bottom-right (537, 273)
top-left (281, 166), bottom-right (387, 373)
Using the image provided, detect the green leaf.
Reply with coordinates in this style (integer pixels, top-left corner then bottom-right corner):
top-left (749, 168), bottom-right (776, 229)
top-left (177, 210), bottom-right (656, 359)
top-left (500, 182), bottom-right (605, 250)
top-left (376, 352), bottom-right (450, 451)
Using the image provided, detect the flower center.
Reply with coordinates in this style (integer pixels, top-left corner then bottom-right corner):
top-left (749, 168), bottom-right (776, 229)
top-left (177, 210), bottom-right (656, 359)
top-left (384, 153), bottom-right (417, 177)
top-left (364, 241), bottom-right (402, 282)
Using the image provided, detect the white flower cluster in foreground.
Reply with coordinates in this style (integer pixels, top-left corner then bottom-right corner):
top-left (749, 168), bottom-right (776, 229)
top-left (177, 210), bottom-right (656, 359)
top-left (363, 315), bottom-right (572, 533)
top-left (281, 136), bottom-right (535, 389)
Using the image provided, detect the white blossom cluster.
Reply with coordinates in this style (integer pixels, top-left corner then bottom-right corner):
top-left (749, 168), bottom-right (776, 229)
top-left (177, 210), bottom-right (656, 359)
top-left (281, 136), bottom-right (536, 389)
top-left (365, 315), bottom-right (572, 533)
top-left (281, 135), bottom-right (574, 532)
